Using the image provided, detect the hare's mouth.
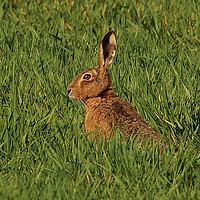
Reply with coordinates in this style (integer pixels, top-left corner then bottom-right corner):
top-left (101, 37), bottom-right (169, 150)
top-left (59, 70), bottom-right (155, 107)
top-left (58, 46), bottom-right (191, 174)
top-left (68, 92), bottom-right (77, 100)
top-left (67, 88), bottom-right (75, 99)
top-left (67, 89), bottom-right (80, 100)
top-left (68, 93), bottom-right (73, 99)
top-left (68, 94), bottom-right (79, 100)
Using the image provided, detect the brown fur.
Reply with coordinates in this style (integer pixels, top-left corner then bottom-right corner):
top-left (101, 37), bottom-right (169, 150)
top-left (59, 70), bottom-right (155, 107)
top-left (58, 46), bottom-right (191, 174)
top-left (67, 31), bottom-right (168, 147)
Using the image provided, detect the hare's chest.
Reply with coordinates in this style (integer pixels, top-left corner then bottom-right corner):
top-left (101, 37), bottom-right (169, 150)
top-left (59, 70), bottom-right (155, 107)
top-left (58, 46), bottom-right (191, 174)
top-left (84, 106), bottom-right (111, 137)
top-left (85, 109), bottom-right (98, 132)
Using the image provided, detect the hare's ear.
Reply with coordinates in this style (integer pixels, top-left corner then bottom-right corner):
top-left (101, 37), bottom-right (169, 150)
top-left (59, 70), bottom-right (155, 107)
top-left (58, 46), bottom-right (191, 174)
top-left (98, 31), bottom-right (117, 70)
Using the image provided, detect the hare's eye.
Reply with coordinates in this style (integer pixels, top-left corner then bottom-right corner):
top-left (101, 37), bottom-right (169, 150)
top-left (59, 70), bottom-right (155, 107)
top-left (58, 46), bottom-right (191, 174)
top-left (83, 74), bottom-right (91, 80)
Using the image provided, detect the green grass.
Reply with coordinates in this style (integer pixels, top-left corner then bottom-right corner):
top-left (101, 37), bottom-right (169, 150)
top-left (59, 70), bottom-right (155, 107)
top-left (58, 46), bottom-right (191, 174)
top-left (0, 0), bottom-right (199, 199)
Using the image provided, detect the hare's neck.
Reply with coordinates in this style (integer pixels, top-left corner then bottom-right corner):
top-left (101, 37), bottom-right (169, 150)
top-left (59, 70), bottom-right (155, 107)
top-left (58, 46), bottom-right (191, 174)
top-left (84, 86), bottom-right (115, 110)
top-left (100, 86), bottom-right (115, 98)
top-left (84, 97), bottom-right (101, 111)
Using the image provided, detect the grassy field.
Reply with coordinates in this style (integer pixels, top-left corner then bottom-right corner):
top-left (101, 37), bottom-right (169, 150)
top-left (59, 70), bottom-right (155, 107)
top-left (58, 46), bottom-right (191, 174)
top-left (0, 0), bottom-right (200, 199)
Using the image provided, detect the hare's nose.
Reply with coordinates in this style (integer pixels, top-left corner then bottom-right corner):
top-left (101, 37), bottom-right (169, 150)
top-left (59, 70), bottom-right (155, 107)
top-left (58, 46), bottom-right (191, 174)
top-left (67, 88), bottom-right (71, 94)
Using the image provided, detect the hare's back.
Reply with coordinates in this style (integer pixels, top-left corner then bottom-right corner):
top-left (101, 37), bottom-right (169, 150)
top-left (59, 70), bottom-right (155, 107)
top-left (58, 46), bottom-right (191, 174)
top-left (99, 97), bottom-right (161, 139)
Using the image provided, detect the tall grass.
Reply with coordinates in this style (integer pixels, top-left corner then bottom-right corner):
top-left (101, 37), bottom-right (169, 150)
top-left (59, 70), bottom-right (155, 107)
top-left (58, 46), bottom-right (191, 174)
top-left (0, 0), bottom-right (199, 199)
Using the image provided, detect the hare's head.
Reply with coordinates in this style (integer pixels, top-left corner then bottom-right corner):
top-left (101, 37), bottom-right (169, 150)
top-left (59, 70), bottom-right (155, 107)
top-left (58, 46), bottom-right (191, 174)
top-left (67, 31), bottom-right (117, 100)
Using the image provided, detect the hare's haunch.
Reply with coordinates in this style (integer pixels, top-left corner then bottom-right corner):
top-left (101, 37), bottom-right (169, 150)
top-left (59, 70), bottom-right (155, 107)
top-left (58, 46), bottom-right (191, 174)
top-left (67, 31), bottom-right (168, 147)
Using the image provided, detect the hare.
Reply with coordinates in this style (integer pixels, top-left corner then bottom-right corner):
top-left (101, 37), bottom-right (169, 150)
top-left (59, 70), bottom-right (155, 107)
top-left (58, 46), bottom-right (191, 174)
top-left (67, 31), bottom-right (168, 146)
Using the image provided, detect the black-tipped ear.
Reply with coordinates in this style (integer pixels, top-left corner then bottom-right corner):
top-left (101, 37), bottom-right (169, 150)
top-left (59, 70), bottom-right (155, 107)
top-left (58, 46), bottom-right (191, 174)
top-left (98, 31), bottom-right (117, 68)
